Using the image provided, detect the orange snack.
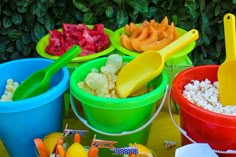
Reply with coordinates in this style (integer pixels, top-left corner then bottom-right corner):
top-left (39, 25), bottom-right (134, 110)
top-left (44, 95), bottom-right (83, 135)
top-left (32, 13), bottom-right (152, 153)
top-left (120, 35), bottom-right (135, 51)
top-left (74, 133), bottom-right (81, 143)
top-left (88, 146), bottom-right (99, 157)
top-left (34, 138), bottom-right (49, 157)
top-left (56, 138), bottom-right (64, 154)
top-left (130, 28), bottom-right (142, 39)
top-left (57, 144), bottom-right (65, 157)
top-left (120, 16), bottom-right (178, 52)
top-left (156, 16), bottom-right (169, 39)
top-left (131, 39), bottom-right (143, 52)
top-left (140, 22), bottom-right (176, 51)
top-left (124, 22), bottom-right (138, 36)
top-left (57, 138), bottom-right (64, 145)
top-left (150, 19), bottom-right (159, 29)
top-left (133, 27), bottom-right (150, 41)
top-left (140, 34), bottom-right (174, 51)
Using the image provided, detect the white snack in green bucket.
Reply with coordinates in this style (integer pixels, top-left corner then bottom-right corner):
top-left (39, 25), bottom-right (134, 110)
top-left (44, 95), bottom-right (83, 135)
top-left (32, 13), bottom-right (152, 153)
top-left (77, 54), bottom-right (148, 98)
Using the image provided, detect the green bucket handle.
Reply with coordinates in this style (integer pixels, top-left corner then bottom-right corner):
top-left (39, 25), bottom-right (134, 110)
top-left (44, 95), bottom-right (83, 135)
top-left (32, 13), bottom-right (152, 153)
top-left (70, 85), bottom-right (169, 137)
top-left (168, 91), bottom-right (236, 155)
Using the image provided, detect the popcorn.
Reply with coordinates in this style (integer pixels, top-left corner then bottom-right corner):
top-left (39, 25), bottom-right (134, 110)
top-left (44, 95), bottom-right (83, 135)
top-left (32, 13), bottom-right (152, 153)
top-left (182, 79), bottom-right (236, 115)
top-left (0, 79), bottom-right (19, 102)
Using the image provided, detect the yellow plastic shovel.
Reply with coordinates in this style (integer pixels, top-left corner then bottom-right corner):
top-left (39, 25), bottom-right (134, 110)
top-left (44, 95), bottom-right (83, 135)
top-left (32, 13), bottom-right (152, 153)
top-left (218, 13), bottom-right (236, 106)
top-left (116, 29), bottom-right (199, 98)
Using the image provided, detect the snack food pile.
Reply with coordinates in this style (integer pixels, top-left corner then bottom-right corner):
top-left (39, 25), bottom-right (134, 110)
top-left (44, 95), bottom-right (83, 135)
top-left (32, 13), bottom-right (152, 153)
top-left (183, 79), bottom-right (236, 115)
top-left (77, 54), bottom-right (150, 98)
top-left (0, 79), bottom-right (19, 102)
top-left (120, 17), bottom-right (178, 52)
top-left (46, 24), bottom-right (110, 56)
top-left (77, 54), bottom-right (124, 98)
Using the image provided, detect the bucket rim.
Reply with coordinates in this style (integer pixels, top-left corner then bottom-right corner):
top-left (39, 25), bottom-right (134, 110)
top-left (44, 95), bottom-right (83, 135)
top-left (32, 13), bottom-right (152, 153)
top-left (0, 58), bottom-right (69, 113)
top-left (70, 56), bottom-right (168, 109)
top-left (171, 64), bottom-right (236, 126)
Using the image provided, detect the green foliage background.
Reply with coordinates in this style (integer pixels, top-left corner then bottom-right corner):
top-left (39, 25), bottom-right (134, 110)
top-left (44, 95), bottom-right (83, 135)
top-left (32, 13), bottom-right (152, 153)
top-left (0, 0), bottom-right (236, 65)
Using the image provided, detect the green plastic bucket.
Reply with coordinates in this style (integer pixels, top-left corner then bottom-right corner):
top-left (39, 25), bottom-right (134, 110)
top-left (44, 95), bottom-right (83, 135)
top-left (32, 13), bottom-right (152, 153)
top-left (70, 56), bottom-right (168, 132)
top-left (70, 87), bottom-right (167, 156)
top-left (70, 56), bottom-right (168, 156)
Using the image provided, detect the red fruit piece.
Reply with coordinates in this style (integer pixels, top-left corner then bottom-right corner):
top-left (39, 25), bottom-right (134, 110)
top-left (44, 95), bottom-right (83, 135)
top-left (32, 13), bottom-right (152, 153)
top-left (45, 23), bottom-right (110, 56)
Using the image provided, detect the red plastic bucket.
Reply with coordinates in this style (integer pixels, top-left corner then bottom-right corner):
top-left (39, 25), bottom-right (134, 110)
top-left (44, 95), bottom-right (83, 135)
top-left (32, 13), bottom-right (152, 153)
top-left (170, 65), bottom-right (236, 157)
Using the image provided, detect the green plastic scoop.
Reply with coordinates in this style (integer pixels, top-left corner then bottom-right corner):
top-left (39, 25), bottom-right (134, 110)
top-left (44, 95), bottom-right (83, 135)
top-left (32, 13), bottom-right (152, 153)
top-left (116, 29), bottom-right (199, 98)
top-left (13, 45), bottom-right (81, 100)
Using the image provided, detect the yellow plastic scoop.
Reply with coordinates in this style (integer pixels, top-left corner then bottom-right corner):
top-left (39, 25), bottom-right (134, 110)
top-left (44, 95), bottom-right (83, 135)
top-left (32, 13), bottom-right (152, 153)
top-left (116, 29), bottom-right (199, 98)
top-left (218, 13), bottom-right (236, 106)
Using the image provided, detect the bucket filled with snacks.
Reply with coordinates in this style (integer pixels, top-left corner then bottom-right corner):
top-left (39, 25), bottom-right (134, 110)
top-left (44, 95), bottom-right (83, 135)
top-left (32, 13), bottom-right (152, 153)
top-left (0, 58), bottom-right (69, 157)
top-left (170, 65), bottom-right (236, 157)
top-left (70, 54), bottom-right (168, 156)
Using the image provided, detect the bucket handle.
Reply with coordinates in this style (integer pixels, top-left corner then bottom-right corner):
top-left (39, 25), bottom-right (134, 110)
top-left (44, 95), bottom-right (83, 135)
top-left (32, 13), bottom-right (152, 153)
top-left (70, 85), bottom-right (169, 137)
top-left (168, 91), bottom-right (236, 154)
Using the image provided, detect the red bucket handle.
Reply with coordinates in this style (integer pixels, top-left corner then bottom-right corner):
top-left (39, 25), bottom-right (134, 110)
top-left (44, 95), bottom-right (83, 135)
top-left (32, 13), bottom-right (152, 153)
top-left (70, 85), bottom-right (169, 137)
top-left (168, 91), bottom-right (236, 155)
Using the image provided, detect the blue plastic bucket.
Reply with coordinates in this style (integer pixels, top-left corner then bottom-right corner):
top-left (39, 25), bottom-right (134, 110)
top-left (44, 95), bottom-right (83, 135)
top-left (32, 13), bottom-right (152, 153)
top-left (0, 58), bottom-right (69, 157)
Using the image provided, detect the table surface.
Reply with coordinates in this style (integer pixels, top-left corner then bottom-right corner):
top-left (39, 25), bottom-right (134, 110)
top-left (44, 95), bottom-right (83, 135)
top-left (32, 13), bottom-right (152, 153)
top-left (0, 94), bottom-right (181, 157)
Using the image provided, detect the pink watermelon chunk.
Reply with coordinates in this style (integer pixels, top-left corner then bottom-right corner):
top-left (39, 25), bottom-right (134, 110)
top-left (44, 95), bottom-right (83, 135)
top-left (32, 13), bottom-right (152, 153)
top-left (45, 23), bottom-right (110, 56)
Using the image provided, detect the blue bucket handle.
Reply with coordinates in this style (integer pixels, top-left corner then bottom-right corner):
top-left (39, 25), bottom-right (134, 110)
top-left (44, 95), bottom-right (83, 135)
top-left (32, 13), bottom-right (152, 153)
top-left (168, 90), bottom-right (236, 155)
top-left (70, 85), bottom-right (169, 137)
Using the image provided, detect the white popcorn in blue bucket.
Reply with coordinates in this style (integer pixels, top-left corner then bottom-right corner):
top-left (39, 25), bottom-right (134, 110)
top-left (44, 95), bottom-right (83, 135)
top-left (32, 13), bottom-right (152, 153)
top-left (0, 79), bottom-right (19, 102)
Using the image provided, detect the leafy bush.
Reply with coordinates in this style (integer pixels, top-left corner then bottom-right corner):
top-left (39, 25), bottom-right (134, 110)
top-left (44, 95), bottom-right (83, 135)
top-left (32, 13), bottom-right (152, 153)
top-left (0, 0), bottom-right (236, 65)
